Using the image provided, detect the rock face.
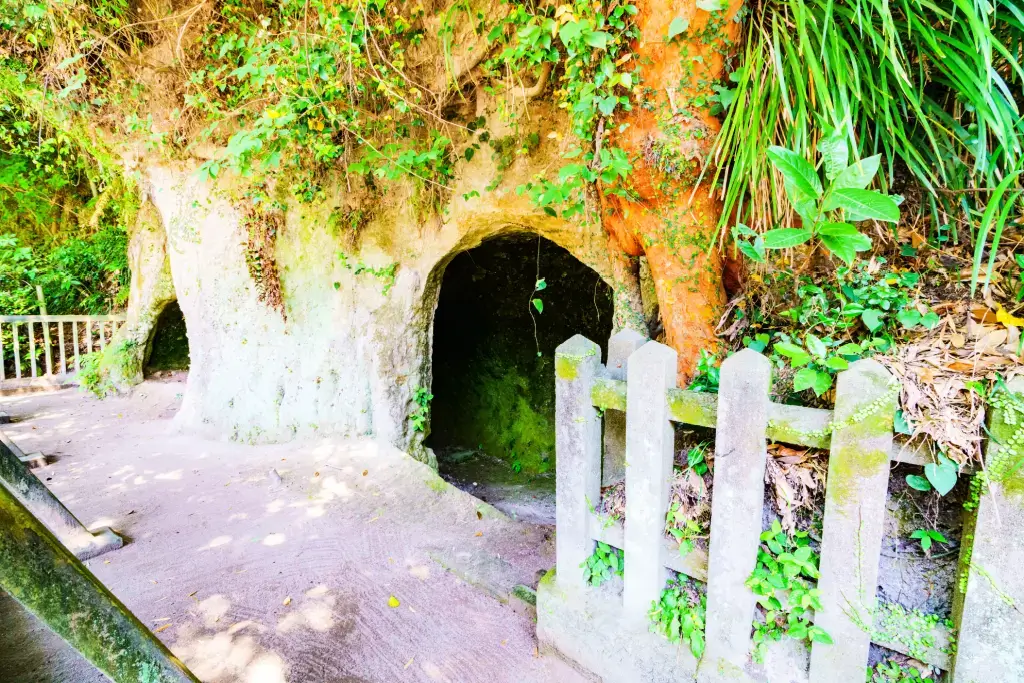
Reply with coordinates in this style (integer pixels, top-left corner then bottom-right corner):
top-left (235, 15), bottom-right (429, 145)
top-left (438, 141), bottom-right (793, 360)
top-left (139, 121), bottom-right (646, 458)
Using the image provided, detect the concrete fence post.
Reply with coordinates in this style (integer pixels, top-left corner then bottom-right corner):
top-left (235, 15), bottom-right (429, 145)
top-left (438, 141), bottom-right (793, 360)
top-left (602, 329), bottom-right (647, 487)
top-left (0, 432), bottom-right (123, 560)
top-left (0, 483), bottom-right (199, 683)
top-left (810, 359), bottom-right (897, 682)
top-left (698, 349), bottom-right (772, 682)
top-left (554, 334), bottom-right (603, 591)
top-left (623, 340), bottom-right (677, 622)
top-left (951, 376), bottom-right (1024, 682)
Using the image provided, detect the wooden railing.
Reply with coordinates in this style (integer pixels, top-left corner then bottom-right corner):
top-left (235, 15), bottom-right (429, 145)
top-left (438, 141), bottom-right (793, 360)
top-left (0, 315), bottom-right (126, 381)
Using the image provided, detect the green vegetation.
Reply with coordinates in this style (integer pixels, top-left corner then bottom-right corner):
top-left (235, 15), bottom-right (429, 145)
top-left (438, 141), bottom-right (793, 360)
top-left (409, 386), bottom-right (433, 434)
top-left (580, 542), bottom-right (623, 587)
top-left (866, 660), bottom-right (929, 683)
top-left (746, 520), bottom-right (831, 662)
top-left (712, 0), bottom-right (1023, 285)
top-left (648, 574), bottom-right (707, 659)
top-left (871, 602), bottom-right (956, 662)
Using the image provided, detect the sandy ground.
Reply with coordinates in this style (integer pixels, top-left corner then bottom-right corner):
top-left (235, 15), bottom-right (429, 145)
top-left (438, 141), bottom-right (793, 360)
top-left (0, 383), bottom-right (586, 683)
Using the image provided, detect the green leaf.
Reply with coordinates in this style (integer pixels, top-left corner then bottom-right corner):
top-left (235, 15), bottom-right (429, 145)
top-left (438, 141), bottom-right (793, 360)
top-left (921, 311), bottom-right (941, 329)
top-left (831, 155), bottom-right (881, 191)
top-left (535, 278), bottom-right (547, 291)
top-left (818, 129), bottom-right (849, 180)
top-left (767, 147), bottom-right (823, 202)
top-left (825, 356), bottom-right (849, 370)
top-left (805, 334), bottom-right (827, 358)
top-left (532, 298), bottom-right (544, 314)
top-left (774, 341), bottom-right (811, 367)
top-left (558, 21), bottom-right (584, 45)
top-left (925, 458), bottom-right (958, 496)
top-left (794, 368), bottom-right (833, 396)
top-left (762, 228), bottom-right (813, 249)
top-left (820, 230), bottom-right (871, 266)
top-left (906, 474), bottom-right (932, 492)
top-left (894, 410), bottom-right (913, 435)
top-left (667, 17), bottom-right (689, 40)
top-left (585, 31), bottom-right (612, 49)
top-left (696, 0), bottom-right (729, 9)
top-left (824, 189), bottom-right (900, 223)
top-left (897, 309), bottom-right (922, 328)
top-left (861, 309), bottom-right (884, 332)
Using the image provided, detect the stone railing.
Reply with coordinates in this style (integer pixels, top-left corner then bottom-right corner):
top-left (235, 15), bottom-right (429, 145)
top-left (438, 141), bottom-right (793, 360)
top-left (0, 315), bottom-right (126, 383)
top-left (538, 331), bottom-right (1024, 683)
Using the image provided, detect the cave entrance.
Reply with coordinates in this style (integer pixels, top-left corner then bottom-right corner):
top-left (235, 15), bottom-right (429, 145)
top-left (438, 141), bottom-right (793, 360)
top-left (428, 232), bottom-right (613, 524)
top-left (144, 300), bottom-right (191, 378)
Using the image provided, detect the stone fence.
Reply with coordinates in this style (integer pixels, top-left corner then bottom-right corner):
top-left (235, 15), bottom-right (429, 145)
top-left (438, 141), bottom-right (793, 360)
top-left (537, 331), bottom-right (1024, 683)
top-left (0, 315), bottom-right (125, 385)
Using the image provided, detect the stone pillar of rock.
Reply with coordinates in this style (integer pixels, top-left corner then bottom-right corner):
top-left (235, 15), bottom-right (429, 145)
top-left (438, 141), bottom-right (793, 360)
top-left (600, 0), bottom-right (742, 381)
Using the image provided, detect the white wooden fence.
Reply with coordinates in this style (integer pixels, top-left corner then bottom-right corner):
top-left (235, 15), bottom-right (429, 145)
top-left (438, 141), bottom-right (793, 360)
top-left (0, 315), bottom-right (126, 382)
top-left (541, 331), bottom-right (1019, 682)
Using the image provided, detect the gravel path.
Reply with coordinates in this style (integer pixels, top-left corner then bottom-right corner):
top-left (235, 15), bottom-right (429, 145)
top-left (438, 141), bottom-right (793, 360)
top-left (0, 383), bottom-right (585, 683)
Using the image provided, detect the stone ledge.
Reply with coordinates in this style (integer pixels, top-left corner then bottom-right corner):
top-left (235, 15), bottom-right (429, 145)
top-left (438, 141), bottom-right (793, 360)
top-left (537, 569), bottom-right (698, 683)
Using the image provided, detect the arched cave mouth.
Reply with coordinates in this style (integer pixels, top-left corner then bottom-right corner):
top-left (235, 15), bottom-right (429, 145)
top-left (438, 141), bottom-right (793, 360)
top-left (428, 232), bottom-right (613, 523)
top-left (144, 300), bottom-right (191, 376)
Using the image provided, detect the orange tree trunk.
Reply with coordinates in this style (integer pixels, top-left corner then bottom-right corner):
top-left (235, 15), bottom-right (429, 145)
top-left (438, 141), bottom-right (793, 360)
top-left (601, 0), bottom-right (742, 381)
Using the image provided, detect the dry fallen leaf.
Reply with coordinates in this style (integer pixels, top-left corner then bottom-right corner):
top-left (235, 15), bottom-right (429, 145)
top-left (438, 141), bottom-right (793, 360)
top-left (282, 596), bottom-right (292, 606)
top-left (388, 595), bottom-right (400, 608)
top-left (362, 469), bottom-right (368, 476)
top-left (404, 658), bottom-right (414, 670)
top-left (153, 624), bottom-right (172, 634)
top-left (474, 531), bottom-right (483, 537)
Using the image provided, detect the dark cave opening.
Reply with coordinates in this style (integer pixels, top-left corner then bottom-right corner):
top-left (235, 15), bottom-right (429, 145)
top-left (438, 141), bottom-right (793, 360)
top-left (145, 301), bottom-right (190, 375)
top-left (427, 232), bottom-right (613, 523)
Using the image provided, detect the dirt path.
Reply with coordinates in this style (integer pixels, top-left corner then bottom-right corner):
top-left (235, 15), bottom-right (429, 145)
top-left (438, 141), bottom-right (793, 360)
top-left (0, 384), bottom-right (586, 683)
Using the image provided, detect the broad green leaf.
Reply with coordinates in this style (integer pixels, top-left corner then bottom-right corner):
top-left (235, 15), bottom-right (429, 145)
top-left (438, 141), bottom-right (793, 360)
top-left (825, 356), bottom-right (849, 370)
top-left (861, 309), bottom-right (884, 332)
top-left (831, 155), bottom-right (881, 191)
top-left (696, 0), bottom-right (729, 9)
top-left (558, 21), bottom-right (584, 45)
top-left (805, 333), bottom-right (827, 358)
top-left (737, 240), bottom-right (765, 263)
top-left (532, 298), bottom-right (544, 314)
top-left (921, 311), bottom-right (941, 329)
top-left (925, 459), bottom-right (957, 496)
top-left (762, 228), bottom-right (813, 249)
top-left (820, 229), bottom-right (872, 266)
top-left (818, 129), bottom-right (849, 180)
top-left (767, 146), bottom-right (822, 201)
top-left (825, 189), bottom-right (900, 223)
top-left (535, 278), bottom-right (547, 291)
top-left (894, 410), bottom-right (913, 435)
top-left (585, 31), bottom-right (611, 49)
top-left (906, 474), bottom-right (932, 491)
top-left (794, 368), bottom-right (833, 396)
top-left (774, 341), bottom-right (811, 367)
top-left (667, 17), bottom-right (689, 39)
top-left (897, 309), bottom-right (922, 328)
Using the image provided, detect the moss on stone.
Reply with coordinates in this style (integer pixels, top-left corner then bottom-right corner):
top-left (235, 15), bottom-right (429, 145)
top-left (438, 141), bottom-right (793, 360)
top-left (0, 485), bottom-right (198, 682)
top-left (666, 389), bottom-right (717, 428)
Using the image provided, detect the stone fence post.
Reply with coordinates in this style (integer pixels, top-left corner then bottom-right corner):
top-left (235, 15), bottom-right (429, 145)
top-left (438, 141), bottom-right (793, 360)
top-left (554, 334), bottom-right (602, 591)
top-left (810, 359), bottom-right (897, 681)
top-left (602, 329), bottom-right (646, 486)
top-left (951, 376), bottom-right (1024, 681)
top-left (699, 349), bottom-right (771, 682)
top-left (623, 340), bottom-right (677, 622)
